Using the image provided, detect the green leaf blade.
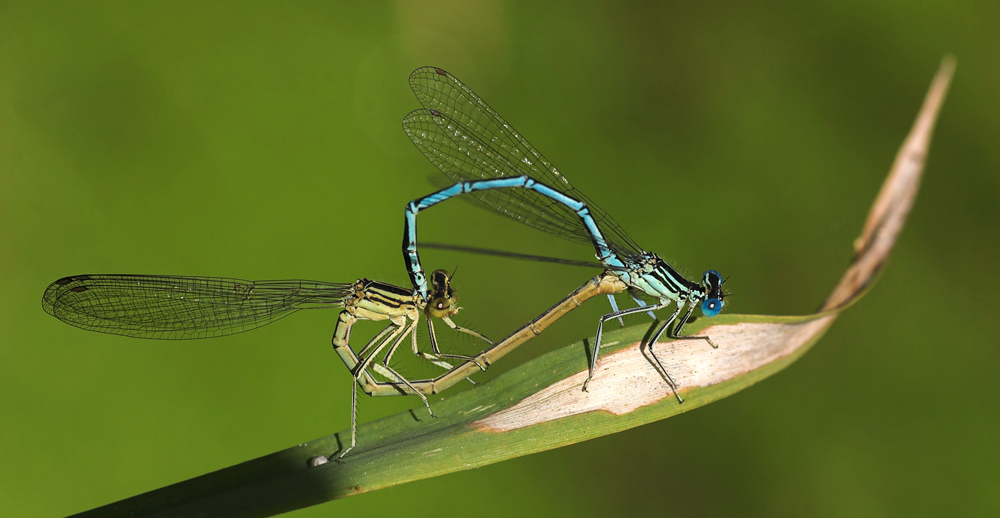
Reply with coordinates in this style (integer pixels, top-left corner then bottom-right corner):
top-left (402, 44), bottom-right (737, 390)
top-left (70, 57), bottom-right (955, 518)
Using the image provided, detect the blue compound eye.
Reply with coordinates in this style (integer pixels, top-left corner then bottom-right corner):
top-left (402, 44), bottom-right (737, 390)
top-left (701, 298), bottom-right (723, 317)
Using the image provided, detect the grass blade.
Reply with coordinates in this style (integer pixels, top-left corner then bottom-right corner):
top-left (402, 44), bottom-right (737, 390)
top-left (69, 57), bottom-right (955, 518)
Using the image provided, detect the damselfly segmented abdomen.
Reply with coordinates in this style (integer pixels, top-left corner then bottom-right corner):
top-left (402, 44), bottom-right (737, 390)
top-left (400, 67), bottom-right (727, 402)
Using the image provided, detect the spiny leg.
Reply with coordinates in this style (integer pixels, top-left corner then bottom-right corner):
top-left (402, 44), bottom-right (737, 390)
top-left (338, 379), bottom-right (359, 461)
top-left (374, 362), bottom-right (437, 419)
top-left (669, 303), bottom-right (719, 348)
top-left (339, 321), bottom-right (423, 462)
top-left (332, 311), bottom-right (366, 462)
top-left (396, 316), bottom-right (478, 384)
top-left (412, 351), bottom-right (479, 385)
top-left (355, 321), bottom-right (437, 424)
top-left (583, 302), bottom-right (667, 392)
top-left (419, 315), bottom-right (489, 371)
top-left (413, 315), bottom-right (480, 368)
top-left (606, 294), bottom-right (625, 327)
top-left (344, 374), bottom-right (440, 460)
top-left (332, 311), bottom-right (363, 371)
top-left (336, 319), bottom-right (409, 462)
top-left (352, 319), bottom-right (414, 406)
top-left (362, 320), bottom-right (415, 374)
top-left (332, 311), bottom-right (384, 392)
top-left (370, 320), bottom-right (443, 388)
top-left (628, 289), bottom-right (658, 320)
top-left (646, 306), bottom-right (685, 404)
top-left (358, 321), bottom-right (399, 358)
top-left (381, 323), bottom-right (410, 366)
top-left (646, 302), bottom-right (719, 404)
top-left (441, 315), bottom-right (494, 346)
top-left (339, 362), bottom-right (440, 462)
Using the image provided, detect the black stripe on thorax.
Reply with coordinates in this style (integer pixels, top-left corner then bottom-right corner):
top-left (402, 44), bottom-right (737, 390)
top-left (652, 260), bottom-right (701, 294)
top-left (361, 280), bottom-right (414, 309)
top-left (364, 280), bottom-right (412, 296)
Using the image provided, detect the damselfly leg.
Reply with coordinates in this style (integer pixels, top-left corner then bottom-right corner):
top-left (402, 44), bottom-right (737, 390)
top-left (415, 269), bottom-right (491, 371)
top-left (400, 67), bottom-right (728, 399)
top-left (40, 272), bottom-right (492, 460)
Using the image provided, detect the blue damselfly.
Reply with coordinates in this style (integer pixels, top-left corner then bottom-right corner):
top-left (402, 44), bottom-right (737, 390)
top-left (400, 67), bottom-right (727, 402)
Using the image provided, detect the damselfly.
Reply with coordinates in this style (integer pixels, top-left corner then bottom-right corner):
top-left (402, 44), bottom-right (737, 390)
top-left (41, 271), bottom-right (491, 458)
top-left (400, 67), bottom-right (727, 402)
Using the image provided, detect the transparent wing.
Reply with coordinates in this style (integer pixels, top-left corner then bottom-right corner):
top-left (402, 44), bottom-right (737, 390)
top-left (42, 274), bottom-right (353, 340)
top-left (403, 66), bottom-right (644, 258)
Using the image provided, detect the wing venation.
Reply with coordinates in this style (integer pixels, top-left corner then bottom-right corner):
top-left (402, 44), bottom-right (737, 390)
top-left (41, 274), bottom-right (352, 340)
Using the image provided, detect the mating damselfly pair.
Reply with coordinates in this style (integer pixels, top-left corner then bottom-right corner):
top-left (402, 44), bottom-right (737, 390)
top-left (42, 67), bottom-right (727, 460)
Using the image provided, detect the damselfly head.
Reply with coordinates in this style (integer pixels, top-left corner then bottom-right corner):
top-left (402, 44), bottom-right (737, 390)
top-left (700, 270), bottom-right (726, 317)
top-left (426, 269), bottom-right (458, 318)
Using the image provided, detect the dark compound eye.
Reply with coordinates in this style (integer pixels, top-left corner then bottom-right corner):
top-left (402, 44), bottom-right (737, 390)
top-left (701, 298), bottom-right (723, 317)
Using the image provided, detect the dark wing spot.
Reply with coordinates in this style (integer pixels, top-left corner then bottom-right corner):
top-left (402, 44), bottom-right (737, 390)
top-left (434, 68), bottom-right (447, 76)
top-left (429, 109), bottom-right (442, 117)
top-left (54, 277), bottom-right (74, 285)
top-left (70, 286), bottom-right (88, 292)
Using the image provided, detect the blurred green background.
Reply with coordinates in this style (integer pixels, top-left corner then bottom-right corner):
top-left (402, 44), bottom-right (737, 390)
top-left (2, 1), bottom-right (998, 517)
